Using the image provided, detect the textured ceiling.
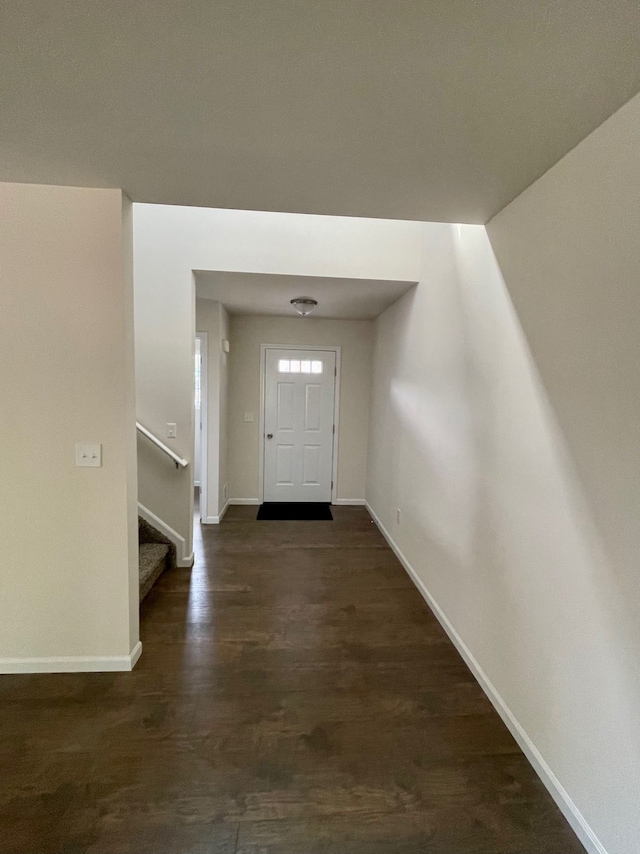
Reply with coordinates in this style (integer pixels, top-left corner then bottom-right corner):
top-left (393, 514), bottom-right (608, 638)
top-left (1, 1), bottom-right (639, 222)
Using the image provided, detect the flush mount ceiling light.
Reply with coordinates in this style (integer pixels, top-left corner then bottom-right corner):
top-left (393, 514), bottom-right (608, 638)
top-left (290, 297), bottom-right (318, 317)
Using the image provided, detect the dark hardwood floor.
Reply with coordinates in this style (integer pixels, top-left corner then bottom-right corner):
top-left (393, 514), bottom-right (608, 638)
top-left (0, 505), bottom-right (583, 853)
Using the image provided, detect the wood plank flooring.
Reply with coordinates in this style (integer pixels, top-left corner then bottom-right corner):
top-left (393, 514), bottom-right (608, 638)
top-left (0, 506), bottom-right (584, 853)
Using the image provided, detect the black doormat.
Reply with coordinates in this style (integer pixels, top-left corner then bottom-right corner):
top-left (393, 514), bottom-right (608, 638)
top-left (257, 502), bottom-right (333, 521)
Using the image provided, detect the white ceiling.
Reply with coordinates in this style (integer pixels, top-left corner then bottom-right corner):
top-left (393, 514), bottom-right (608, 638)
top-left (1, 2), bottom-right (639, 223)
top-left (195, 271), bottom-right (416, 320)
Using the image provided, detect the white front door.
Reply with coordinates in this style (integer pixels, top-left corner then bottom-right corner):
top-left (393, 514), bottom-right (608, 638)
top-left (264, 348), bottom-right (336, 503)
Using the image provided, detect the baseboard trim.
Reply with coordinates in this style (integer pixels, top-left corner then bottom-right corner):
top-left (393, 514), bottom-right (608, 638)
top-left (203, 499), bottom-right (230, 525)
top-left (138, 502), bottom-right (193, 567)
top-left (0, 641), bottom-right (143, 674)
top-left (129, 641), bottom-right (143, 669)
top-left (333, 498), bottom-right (366, 506)
top-left (365, 501), bottom-right (605, 854)
top-left (229, 498), bottom-right (261, 505)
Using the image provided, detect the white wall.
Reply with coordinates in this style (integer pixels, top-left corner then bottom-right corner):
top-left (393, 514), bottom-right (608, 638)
top-left (196, 299), bottom-right (230, 521)
top-left (0, 183), bottom-right (139, 671)
top-left (134, 205), bottom-right (421, 552)
top-left (227, 314), bottom-right (374, 503)
top-left (485, 95), bottom-right (640, 853)
top-left (366, 94), bottom-right (640, 854)
top-left (487, 93), bottom-right (640, 619)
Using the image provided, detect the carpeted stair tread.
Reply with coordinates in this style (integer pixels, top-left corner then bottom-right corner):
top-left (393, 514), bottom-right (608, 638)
top-left (139, 543), bottom-right (170, 601)
top-left (138, 516), bottom-right (172, 546)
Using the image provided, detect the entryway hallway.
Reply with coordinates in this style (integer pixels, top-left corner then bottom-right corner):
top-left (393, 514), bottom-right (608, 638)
top-left (0, 507), bottom-right (582, 853)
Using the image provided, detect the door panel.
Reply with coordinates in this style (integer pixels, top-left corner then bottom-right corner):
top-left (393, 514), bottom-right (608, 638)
top-left (302, 444), bottom-right (321, 485)
top-left (264, 349), bottom-right (336, 502)
top-left (275, 444), bottom-right (295, 485)
top-left (276, 382), bottom-right (295, 431)
top-left (304, 384), bottom-right (322, 431)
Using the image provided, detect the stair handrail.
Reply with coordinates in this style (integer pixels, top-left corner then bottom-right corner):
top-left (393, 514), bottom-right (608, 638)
top-left (136, 421), bottom-right (188, 469)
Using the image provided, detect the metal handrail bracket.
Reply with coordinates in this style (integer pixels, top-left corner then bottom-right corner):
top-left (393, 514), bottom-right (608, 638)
top-left (136, 421), bottom-right (188, 469)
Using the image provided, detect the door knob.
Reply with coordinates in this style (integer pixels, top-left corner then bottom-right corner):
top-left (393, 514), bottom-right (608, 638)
top-left (266, 433), bottom-right (273, 439)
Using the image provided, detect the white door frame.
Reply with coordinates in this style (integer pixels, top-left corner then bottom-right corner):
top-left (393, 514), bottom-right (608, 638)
top-left (259, 344), bottom-right (341, 504)
top-left (196, 332), bottom-right (208, 522)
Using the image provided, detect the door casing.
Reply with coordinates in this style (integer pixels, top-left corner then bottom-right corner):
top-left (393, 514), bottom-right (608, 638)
top-left (259, 343), bottom-right (341, 504)
top-left (195, 331), bottom-right (208, 522)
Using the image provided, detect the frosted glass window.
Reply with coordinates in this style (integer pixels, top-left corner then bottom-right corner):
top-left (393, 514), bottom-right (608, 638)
top-left (277, 358), bottom-right (324, 374)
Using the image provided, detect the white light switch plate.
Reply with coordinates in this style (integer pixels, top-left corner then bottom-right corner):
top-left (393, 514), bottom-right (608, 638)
top-left (244, 412), bottom-right (254, 422)
top-left (76, 443), bottom-right (102, 467)
top-left (166, 423), bottom-right (177, 438)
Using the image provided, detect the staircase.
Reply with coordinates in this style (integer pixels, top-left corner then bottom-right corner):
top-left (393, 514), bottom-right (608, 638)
top-left (138, 517), bottom-right (175, 600)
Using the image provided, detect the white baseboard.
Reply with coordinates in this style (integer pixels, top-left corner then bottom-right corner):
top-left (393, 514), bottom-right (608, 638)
top-left (229, 498), bottom-right (260, 505)
top-left (138, 502), bottom-right (193, 567)
top-left (129, 641), bottom-right (143, 668)
top-left (203, 499), bottom-right (230, 525)
top-left (0, 641), bottom-right (143, 674)
top-left (365, 501), bottom-right (604, 854)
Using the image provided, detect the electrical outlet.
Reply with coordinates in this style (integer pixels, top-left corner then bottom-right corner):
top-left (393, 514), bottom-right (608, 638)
top-left (244, 412), bottom-right (254, 422)
top-left (396, 508), bottom-right (401, 524)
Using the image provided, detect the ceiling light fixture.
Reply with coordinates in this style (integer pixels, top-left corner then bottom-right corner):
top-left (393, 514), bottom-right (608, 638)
top-left (290, 297), bottom-right (318, 317)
